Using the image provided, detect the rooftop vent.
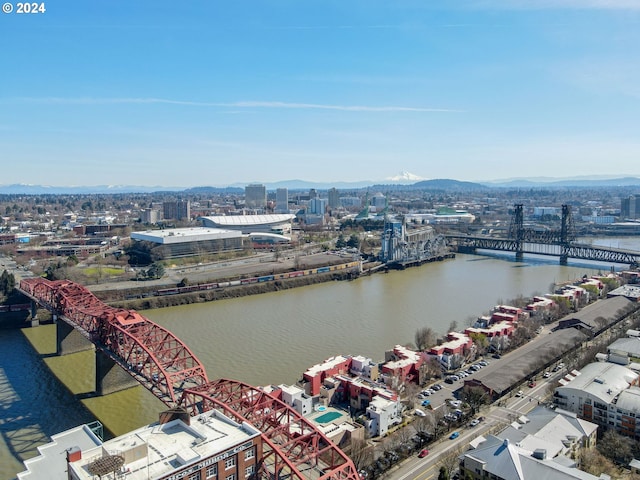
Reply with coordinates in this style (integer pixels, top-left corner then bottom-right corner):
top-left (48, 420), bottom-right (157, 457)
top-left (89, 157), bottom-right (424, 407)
top-left (594, 378), bottom-right (605, 384)
top-left (533, 449), bottom-right (547, 460)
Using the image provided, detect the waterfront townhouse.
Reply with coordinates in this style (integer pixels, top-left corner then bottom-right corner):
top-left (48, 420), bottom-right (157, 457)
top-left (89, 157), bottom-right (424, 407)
top-left (381, 345), bottom-right (423, 385)
top-left (554, 362), bottom-right (640, 438)
top-left (302, 355), bottom-right (353, 396)
top-left (428, 332), bottom-right (473, 371)
top-left (526, 296), bottom-right (556, 314)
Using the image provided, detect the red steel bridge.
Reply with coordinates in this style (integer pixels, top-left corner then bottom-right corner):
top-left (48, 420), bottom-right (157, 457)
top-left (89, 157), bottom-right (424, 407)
top-left (447, 204), bottom-right (640, 267)
top-left (18, 277), bottom-right (358, 480)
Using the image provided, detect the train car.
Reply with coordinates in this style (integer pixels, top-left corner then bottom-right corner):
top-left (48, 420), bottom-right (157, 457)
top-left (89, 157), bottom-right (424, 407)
top-left (229, 280), bottom-right (241, 287)
top-left (289, 271), bottom-right (303, 278)
top-left (317, 267), bottom-right (330, 273)
top-left (258, 275), bottom-right (274, 283)
top-left (157, 288), bottom-right (179, 296)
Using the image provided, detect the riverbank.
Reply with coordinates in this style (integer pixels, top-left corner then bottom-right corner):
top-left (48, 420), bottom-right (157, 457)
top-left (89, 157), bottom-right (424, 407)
top-left (107, 269), bottom-right (363, 310)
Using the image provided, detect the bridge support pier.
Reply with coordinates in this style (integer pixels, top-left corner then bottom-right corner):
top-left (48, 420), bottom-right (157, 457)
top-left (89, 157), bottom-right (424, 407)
top-left (96, 350), bottom-right (139, 396)
top-left (56, 320), bottom-right (93, 355)
top-left (559, 255), bottom-right (568, 265)
top-left (29, 301), bottom-right (39, 327)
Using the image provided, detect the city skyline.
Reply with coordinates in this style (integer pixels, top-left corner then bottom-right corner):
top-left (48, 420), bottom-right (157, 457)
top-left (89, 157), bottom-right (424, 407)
top-left (2, 1), bottom-right (640, 187)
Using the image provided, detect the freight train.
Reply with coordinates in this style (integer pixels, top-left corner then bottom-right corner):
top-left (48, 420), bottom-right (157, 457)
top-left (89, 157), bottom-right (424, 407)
top-left (155, 261), bottom-right (360, 296)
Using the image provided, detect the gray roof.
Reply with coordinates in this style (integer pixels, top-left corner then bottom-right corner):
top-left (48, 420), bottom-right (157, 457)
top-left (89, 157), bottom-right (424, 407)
top-left (500, 406), bottom-right (598, 458)
top-left (558, 296), bottom-right (639, 332)
top-left (608, 337), bottom-right (640, 357)
top-left (615, 386), bottom-right (640, 414)
top-left (466, 329), bottom-right (588, 396)
top-left (463, 435), bottom-right (602, 480)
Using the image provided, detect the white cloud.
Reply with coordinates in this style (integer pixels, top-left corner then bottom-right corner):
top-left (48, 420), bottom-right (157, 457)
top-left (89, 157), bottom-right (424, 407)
top-left (5, 97), bottom-right (461, 113)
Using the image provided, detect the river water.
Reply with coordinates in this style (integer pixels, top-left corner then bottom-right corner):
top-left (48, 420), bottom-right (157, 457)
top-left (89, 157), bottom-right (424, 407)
top-left (2, 237), bottom-right (639, 479)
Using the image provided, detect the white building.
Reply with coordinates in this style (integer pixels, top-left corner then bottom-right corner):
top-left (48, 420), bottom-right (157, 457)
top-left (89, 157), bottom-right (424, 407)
top-left (554, 362), bottom-right (640, 437)
top-left (277, 384), bottom-right (314, 416)
top-left (364, 395), bottom-right (402, 437)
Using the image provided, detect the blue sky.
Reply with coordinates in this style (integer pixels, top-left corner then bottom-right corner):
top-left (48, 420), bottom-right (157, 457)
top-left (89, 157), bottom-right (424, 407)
top-left (1, 0), bottom-right (639, 187)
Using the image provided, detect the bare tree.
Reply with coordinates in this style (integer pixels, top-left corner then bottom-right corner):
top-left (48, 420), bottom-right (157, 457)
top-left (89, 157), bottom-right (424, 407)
top-left (459, 386), bottom-right (486, 413)
top-left (348, 438), bottom-right (373, 471)
top-left (415, 327), bottom-right (436, 351)
top-left (437, 446), bottom-right (464, 479)
top-left (448, 320), bottom-right (459, 333)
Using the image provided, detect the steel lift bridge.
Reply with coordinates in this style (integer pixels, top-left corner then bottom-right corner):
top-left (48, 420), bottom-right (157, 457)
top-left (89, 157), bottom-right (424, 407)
top-left (18, 278), bottom-right (358, 480)
top-left (447, 204), bottom-right (640, 267)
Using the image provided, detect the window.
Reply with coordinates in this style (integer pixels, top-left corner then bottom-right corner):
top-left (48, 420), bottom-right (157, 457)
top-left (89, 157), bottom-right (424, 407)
top-left (225, 457), bottom-right (236, 470)
top-left (226, 475), bottom-right (236, 480)
top-left (190, 473), bottom-right (201, 480)
top-left (245, 465), bottom-right (255, 477)
top-left (245, 448), bottom-right (255, 460)
top-left (206, 465), bottom-right (218, 479)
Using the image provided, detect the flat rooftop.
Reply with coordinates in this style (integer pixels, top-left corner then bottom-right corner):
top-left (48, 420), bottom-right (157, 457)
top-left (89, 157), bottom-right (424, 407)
top-left (68, 411), bottom-right (260, 480)
top-left (131, 227), bottom-right (241, 244)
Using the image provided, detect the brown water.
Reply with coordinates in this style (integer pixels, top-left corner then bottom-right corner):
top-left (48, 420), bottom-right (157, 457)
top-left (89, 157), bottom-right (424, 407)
top-left (2, 240), bottom-right (638, 479)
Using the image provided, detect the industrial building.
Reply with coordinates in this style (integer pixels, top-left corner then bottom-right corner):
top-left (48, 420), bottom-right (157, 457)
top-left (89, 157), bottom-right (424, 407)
top-left (130, 227), bottom-right (244, 259)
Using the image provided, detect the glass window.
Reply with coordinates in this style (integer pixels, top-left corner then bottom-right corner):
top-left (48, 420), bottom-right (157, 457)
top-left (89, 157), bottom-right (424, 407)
top-left (206, 465), bottom-right (218, 479)
top-left (225, 457), bottom-right (236, 470)
top-left (226, 475), bottom-right (236, 480)
top-left (245, 465), bottom-right (255, 477)
top-left (190, 473), bottom-right (201, 480)
top-left (245, 448), bottom-right (255, 460)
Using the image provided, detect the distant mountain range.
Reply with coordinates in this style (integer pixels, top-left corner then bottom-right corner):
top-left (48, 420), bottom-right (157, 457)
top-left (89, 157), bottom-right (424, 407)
top-left (1, 176), bottom-right (640, 195)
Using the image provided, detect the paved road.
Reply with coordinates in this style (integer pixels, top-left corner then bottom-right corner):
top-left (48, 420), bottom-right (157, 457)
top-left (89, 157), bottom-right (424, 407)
top-left (390, 364), bottom-right (563, 480)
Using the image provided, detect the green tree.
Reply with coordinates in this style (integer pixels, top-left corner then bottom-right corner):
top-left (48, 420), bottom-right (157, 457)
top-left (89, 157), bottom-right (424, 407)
top-left (146, 263), bottom-right (165, 279)
top-left (415, 327), bottom-right (437, 351)
top-left (347, 234), bottom-right (360, 248)
top-left (438, 466), bottom-right (449, 480)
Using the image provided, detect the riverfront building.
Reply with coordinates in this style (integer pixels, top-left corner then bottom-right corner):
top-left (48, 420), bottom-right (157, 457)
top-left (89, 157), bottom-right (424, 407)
top-left (19, 410), bottom-right (262, 480)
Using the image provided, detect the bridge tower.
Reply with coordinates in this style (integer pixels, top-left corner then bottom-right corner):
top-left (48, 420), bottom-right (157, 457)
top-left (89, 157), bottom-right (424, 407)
top-left (559, 204), bottom-right (576, 265)
top-left (508, 204), bottom-right (524, 261)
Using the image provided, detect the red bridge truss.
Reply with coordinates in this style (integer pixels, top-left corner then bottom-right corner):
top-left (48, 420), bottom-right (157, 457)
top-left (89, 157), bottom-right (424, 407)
top-left (180, 379), bottom-right (358, 480)
top-left (19, 278), bottom-right (209, 405)
top-left (19, 278), bottom-right (359, 480)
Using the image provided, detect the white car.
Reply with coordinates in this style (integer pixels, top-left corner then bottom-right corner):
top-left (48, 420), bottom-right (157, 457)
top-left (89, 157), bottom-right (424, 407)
top-left (515, 390), bottom-right (523, 397)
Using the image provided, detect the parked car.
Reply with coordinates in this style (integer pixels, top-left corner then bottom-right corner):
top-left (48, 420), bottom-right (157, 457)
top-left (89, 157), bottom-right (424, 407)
top-left (445, 377), bottom-right (455, 384)
top-left (468, 419), bottom-right (480, 427)
top-left (432, 384), bottom-right (443, 391)
top-left (515, 390), bottom-right (523, 397)
top-left (528, 380), bottom-right (537, 387)
top-left (450, 431), bottom-right (460, 440)
top-left (422, 399), bottom-right (431, 407)
top-left (448, 399), bottom-right (462, 408)
top-left (418, 448), bottom-right (430, 458)
top-left (415, 409), bottom-right (426, 417)
top-left (492, 353), bottom-right (501, 359)
top-left (543, 371), bottom-right (551, 378)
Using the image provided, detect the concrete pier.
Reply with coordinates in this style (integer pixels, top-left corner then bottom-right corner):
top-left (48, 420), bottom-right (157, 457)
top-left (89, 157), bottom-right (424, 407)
top-left (56, 319), bottom-right (93, 355)
top-left (95, 350), bottom-right (139, 396)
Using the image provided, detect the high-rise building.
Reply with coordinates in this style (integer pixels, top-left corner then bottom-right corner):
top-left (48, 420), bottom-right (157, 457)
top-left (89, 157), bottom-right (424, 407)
top-left (621, 195), bottom-right (640, 219)
top-left (245, 184), bottom-right (267, 209)
top-left (308, 198), bottom-right (327, 215)
top-left (275, 188), bottom-right (289, 213)
top-left (328, 188), bottom-right (340, 209)
top-left (162, 200), bottom-right (190, 221)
